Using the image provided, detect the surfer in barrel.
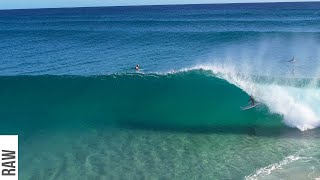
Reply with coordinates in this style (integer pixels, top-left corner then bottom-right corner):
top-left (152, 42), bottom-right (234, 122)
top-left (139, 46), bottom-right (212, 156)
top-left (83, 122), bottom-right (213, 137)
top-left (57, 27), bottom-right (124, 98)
top-left (241, 95), bottom-right (258, 110)
top-left (248, 95), bottom-right (255, 106)
top-left (241, 94), bottom-right (261, 110)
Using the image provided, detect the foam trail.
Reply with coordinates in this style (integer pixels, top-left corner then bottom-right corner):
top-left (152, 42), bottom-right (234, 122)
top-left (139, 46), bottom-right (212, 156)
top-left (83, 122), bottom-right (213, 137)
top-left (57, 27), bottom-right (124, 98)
top-left (185, 64), bottom-right (320, 131)
top-left (245, 155), bottom-right (304, 180)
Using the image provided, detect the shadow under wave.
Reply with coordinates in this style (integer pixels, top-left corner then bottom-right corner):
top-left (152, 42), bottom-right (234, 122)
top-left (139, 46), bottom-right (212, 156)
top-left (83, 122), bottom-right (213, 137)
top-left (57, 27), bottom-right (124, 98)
top-left (117, 120), bottom-right (319, 139)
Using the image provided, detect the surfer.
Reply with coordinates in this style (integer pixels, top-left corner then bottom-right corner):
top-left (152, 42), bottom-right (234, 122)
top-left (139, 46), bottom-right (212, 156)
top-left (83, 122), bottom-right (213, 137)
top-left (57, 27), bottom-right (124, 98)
top-left (248, 95), bottom-right (255, 106)
top-left (288, 57), bottom-right (296, 63)
top-left (241, 95), bottom-right (258, 110)
top-left (288, 57), bottom-right (296, 75)
top-left (135, 64), bottom-right (139, 71)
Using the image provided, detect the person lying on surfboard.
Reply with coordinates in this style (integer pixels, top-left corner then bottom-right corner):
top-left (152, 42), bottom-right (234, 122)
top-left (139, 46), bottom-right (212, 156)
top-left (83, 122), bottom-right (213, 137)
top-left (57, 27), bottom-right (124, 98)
top-left (288, 57), bottom-right (296, 63)
top-left (248, 95), bottom-right (255, 106)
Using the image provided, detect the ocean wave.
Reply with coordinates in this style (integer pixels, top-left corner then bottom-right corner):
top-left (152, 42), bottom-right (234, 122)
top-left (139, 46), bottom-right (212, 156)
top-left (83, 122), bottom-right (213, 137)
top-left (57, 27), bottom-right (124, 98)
top-left (0, 66), bottom-right (318, 131)
top-left (176, 64), bottom-right (320, 131)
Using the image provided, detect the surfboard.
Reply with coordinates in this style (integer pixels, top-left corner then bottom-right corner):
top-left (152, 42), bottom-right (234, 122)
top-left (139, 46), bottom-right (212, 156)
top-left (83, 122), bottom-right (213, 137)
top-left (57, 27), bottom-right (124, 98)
top-left (241, 102), bottom-right (261, 110)
top-left (288, 58), bottom-right (296, 63)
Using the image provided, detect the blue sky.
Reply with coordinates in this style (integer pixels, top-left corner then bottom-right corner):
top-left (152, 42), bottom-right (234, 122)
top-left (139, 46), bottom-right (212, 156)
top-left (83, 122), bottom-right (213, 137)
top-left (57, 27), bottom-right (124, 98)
top-left (0, 0), bottom-right (312, 10)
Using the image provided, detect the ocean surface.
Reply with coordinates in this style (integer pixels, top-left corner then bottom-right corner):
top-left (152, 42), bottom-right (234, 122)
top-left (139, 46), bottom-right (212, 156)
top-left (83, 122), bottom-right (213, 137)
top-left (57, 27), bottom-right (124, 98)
top-left (1, 2), bottom-right (320, 179)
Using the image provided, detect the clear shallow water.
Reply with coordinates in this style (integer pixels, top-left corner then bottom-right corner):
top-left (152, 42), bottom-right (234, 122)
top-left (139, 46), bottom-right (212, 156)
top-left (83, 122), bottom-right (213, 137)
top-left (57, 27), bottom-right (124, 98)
top-left (19, 127), bottom-right (320, 179)
top-left (1, 2), bottom-right (320, 179)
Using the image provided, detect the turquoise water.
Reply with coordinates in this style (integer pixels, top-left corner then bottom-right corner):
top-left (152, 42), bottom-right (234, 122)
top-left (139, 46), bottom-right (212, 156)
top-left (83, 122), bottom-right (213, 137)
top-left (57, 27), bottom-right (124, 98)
top-left (1, 2), bottom-right (320, 179)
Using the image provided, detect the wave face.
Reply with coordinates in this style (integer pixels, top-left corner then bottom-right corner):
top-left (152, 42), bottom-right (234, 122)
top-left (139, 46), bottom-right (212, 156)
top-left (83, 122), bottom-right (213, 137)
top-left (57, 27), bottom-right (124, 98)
top-left (0, 67), bottom-right (318, 132)
top-left (0, 71), bottom-right (265, 132)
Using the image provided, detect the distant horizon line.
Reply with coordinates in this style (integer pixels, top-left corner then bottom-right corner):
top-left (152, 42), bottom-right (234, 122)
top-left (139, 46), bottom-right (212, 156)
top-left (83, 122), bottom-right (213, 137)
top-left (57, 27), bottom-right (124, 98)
top-left (0, 1), bottom-right (319, 11)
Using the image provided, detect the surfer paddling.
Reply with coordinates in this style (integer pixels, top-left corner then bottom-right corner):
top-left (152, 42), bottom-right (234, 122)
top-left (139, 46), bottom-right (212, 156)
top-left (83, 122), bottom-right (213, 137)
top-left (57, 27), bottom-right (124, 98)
top-left (135, 64), bottom-right (140, 71)
top-left (288, 57), bottom-right (296, 63)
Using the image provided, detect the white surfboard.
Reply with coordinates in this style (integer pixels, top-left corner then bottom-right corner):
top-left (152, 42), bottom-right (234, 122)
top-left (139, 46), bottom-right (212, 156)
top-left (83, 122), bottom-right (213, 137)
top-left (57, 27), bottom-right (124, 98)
top-left (241, 102), bottom-right (261, 110)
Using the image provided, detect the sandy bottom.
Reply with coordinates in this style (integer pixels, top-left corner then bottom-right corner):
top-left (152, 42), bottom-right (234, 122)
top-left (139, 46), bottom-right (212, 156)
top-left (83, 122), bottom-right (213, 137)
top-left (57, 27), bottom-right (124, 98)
top-left (19, 127), bottom-right (320, 179)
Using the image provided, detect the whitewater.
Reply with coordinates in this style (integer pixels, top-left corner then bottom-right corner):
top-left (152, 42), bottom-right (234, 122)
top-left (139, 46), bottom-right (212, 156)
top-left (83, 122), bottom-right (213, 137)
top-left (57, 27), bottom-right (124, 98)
top-left (177, 64), bottom-right (320, 131)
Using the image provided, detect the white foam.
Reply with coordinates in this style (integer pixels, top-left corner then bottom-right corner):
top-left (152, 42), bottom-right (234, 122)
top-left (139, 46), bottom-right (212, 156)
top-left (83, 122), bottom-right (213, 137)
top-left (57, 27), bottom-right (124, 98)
top-left (182, 63), bottom-right (320, 131)
top-left (245, 155), bottom-right (303, 180)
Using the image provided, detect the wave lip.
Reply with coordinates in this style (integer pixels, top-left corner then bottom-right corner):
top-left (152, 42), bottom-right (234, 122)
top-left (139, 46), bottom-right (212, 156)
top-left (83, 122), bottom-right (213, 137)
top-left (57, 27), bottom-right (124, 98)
top-left (182, 64), bottom-right (320, 131)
